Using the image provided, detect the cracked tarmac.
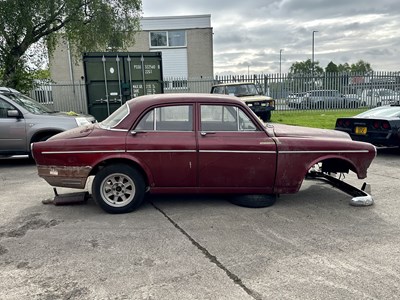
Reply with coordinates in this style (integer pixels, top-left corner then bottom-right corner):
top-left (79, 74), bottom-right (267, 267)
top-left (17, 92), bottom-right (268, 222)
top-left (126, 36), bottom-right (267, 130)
top-left (1, 150), bottom-right (400, 299)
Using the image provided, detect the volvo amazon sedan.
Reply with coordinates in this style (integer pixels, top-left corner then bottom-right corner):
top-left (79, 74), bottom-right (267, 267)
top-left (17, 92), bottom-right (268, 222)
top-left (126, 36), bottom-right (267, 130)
top-left (32, 94), bottom-right (376, 214)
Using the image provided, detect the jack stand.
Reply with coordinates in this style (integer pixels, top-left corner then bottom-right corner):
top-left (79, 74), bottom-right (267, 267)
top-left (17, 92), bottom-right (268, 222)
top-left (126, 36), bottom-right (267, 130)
top-left (42, 188), bottom-right (89, 206)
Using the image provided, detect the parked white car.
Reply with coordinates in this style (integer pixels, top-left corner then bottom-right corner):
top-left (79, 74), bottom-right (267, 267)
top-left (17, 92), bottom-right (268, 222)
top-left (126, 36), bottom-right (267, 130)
top-left (360, 89), bottom-right (400, 107)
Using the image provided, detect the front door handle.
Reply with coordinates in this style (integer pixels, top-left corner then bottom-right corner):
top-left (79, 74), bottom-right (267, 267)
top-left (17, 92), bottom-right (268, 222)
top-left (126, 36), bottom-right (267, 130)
top-left (200, 131), bottom-right (216, 136)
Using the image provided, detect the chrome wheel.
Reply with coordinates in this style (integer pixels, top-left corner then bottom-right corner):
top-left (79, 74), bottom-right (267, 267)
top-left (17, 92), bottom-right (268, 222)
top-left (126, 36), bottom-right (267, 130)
top-left (100, 173), bottom-right (136, 207)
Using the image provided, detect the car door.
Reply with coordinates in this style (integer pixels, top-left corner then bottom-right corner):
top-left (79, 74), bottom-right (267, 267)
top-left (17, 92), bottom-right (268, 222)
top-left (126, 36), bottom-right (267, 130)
top-left (0, 98), bottom-right (27, 153)
top-left (197, 104), bottom-right (277, 192)
top-left (126, 104), bottom-right (197, 187)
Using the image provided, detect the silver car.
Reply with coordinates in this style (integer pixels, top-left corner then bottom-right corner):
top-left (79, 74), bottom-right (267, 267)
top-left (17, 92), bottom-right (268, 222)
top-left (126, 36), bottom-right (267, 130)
top-left (303, 90), bottom-right (360, 109)
top-left (0, 87), bottom-right (95, 156)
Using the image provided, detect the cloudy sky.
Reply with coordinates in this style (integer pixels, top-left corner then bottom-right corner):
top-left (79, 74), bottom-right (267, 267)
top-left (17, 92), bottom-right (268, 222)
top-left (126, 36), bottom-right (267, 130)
top-left (142, 0), bottom-right (400, 75)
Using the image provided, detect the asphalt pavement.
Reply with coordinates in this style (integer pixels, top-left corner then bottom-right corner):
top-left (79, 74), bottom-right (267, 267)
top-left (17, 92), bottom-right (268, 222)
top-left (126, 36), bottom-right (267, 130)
top-left (0, 150), bottom-right (400, 300)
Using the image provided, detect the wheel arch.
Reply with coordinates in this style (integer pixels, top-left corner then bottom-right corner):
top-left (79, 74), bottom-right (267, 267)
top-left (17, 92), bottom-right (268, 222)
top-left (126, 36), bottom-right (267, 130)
top-left (89, 157), bottom-right (153, 189)
top-left (274, 153), bottom-right (360, 194)
top-left (305, 155), bottom-right (358, 176)
top-left (30, 129), bottom-right (63, 143)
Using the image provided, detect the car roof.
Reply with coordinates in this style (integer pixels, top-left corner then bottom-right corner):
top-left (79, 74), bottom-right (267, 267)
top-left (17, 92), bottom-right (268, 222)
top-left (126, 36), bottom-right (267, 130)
top-left (0, 87), bottom-right (20, 94)
top-left (307, 89), bottom-right (338, 92)
top-left (355, 105), bottom-right (400, 118)
top-left (116, 93), bottom-right (248, 129)
top-left (127, 93), bottom-right (243, 108)
top-left (212, 82), bottom-right (254, 87)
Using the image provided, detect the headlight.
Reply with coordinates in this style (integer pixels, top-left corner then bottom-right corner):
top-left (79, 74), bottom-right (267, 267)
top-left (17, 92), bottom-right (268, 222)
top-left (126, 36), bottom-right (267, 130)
top-left (261, 103), bottom-right (267, 106)
top-left (247, 103), bottom-right (253, 107)
top-left (75, 117), bottom-right (92, 127)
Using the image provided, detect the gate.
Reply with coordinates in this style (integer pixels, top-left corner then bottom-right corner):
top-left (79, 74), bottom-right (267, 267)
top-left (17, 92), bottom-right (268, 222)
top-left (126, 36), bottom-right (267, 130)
top-left (83, 52), bottom-right (163, 121)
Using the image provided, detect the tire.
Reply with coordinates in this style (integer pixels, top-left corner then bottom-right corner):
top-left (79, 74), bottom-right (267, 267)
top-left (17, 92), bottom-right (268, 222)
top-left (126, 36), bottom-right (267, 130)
top-left (229, 194), bottom-right (277, 208)
top-left (260, 111), bottom-right (271, 122)
top-left (92, 164), bottom-right (145, 214)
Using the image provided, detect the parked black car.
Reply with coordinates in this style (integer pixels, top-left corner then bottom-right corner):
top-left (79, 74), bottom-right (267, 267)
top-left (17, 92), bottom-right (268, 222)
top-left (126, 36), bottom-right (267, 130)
top-left (335, 105), bottom-right (400, 148)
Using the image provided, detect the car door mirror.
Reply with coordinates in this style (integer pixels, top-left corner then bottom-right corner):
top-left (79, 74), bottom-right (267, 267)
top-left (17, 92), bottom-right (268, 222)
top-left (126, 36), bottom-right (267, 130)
top-left (7, 109), bottom-right (21, 118)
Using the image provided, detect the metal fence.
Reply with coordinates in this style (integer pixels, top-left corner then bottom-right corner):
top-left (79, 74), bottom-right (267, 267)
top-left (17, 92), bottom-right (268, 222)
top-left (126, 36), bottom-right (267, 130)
top-left (30, 81), bottom-right (88, 114)
top-left (29, 71), bottom-right (400, 115)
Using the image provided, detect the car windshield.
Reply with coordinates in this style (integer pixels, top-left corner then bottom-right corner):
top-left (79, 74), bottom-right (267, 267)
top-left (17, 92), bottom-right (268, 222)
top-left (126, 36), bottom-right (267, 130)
top-left (100, 103), bottom-right (129, 129)
top-left (357, 106), bottom-right (400, 118)
top-left (228, 84), bottom-right (258, 96)
top-left (5, 92), bottom-right (52, 114)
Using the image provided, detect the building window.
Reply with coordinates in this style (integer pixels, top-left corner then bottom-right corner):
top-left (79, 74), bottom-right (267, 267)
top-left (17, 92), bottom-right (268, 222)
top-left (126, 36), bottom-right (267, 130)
top-left (150, 31), bottom-right (186, 48)
top-left (150, 32), bottom-right (167, 47)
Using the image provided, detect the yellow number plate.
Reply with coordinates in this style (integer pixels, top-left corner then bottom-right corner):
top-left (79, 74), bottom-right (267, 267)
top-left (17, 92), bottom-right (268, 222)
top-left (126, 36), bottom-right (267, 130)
top-left (355, 126), bottom-right (367, 135)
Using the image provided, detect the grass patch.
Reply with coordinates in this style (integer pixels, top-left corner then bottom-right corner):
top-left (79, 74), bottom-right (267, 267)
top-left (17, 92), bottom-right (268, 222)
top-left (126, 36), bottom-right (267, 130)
top-left (270, 109), bottom-right (368, 129)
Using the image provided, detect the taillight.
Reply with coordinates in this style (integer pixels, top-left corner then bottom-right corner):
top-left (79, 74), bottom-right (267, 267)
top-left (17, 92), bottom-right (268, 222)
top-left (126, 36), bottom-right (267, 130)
top-left (382, 121), bottom-right (391, 130)
top-left (337, 119), bottom-right (343, 127)
top-left (345, 120), bottom-right (351, 127)
top-left (373, 121), bottom-right (380, 129)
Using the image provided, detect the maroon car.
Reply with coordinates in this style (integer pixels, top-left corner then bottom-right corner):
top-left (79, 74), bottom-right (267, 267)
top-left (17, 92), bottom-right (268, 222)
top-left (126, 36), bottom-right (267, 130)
top-left (32, 94), bottom-right (376, 213)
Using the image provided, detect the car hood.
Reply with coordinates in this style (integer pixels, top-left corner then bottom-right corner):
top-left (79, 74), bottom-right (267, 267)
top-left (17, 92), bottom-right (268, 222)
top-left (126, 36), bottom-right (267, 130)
top-left (48, 124), bottom-right (96, 140)
top-left (240, 95), bottom-right (273, 102)
top-left (268, 123), bottom-right (351, 140)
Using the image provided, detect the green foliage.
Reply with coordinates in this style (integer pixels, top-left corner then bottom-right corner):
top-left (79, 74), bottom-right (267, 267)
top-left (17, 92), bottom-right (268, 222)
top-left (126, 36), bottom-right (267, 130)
top-left (0, 0), bottom-right (142, 89)
top-left (270, 109), bottom-right (368, 129)
top-left (291, 59), bottom-right (373, 76)
top-left (325, 61), bottom-right (338, 73)
top-left (289, 59), bottom-right (324, 75)
top-left (349, 60), bottom-right (372, 73)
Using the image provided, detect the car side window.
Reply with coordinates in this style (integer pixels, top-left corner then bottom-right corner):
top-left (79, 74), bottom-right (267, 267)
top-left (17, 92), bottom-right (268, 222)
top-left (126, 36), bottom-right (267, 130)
top-left (212, 86), bottom-right (225, 94)
top-left (201, 105), bottom-right (258, 132)
top-left (0, 99), bottom-right (15, 118)
top-left (135, 105), bottom-right (193, 131)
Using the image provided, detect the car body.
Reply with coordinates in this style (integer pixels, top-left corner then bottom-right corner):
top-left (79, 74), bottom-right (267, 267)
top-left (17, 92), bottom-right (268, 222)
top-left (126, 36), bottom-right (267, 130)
top-left (32, 93), bottom-right (376, 214)
top-left (360, 88), bottom-right (400, 107)
top-left (0, 87), bottom-right (96, 156)
top-left (302, 89), bottom-right (360, 109)
top-left (286, 92), bottom-right (306, 109)
top-left (210, 82), bottom-right (275, 121)
top-left (335, 105), bottom-right (400, 148)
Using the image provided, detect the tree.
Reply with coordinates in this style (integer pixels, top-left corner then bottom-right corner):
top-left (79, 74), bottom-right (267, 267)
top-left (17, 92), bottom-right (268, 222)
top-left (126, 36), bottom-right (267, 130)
top-left (0, 0), bottom-right (142, 90)
top-left (325, 61), bottom-right (338, 73)
top-left (349, 60), bottom-right (373, 73)
top-left (289, 59), bottom-right (324, 75)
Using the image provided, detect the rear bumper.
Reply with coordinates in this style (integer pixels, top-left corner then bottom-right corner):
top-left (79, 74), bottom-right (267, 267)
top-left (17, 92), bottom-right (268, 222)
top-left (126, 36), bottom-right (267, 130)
top-left (37, 165), bottom-right (92, 189)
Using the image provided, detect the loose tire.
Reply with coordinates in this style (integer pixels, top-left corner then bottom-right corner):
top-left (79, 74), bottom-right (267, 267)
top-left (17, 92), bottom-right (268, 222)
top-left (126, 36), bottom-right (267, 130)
top-left (229, 194), bottom-right (277, 208)
top-left (92, 164), bottom-right (145, 214)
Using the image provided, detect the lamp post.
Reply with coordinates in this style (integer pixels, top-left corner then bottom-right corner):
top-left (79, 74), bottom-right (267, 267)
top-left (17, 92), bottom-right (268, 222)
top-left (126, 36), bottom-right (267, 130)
top-left (279, 49), bottom-right (283, 75)
top-left (312, 30), bottom-right (318, 75)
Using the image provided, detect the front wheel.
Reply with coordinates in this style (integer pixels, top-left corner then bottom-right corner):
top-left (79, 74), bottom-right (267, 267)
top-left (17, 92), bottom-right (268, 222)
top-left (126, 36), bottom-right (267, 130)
top-left (92, 164), bottom-right (145, 214)
top-left (229, 194), bottom-right (277, 208)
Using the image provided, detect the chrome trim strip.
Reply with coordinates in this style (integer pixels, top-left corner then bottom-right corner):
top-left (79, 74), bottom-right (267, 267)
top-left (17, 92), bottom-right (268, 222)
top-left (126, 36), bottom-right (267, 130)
top-left (109, 128), bottom-right (129, 132)
top-left (127, 150), bottom-right (196, 153)
top-left (200, 150), bottom-right (276, 154)
top-left (279, 150), bottom-right (370, 154)
top-left (42, 150), bottom-right (125, 154)
top-left (42, 149), bottom-right (368, 155)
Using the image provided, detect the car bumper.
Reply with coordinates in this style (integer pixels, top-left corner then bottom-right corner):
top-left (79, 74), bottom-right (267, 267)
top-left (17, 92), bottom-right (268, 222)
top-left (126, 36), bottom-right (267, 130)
top-left (37, 165), bottom-right (92, 189)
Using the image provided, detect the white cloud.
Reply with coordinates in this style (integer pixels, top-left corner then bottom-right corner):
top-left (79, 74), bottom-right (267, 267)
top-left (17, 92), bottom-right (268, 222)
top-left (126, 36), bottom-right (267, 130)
top-left (143, 0), bottom-right (400, 74)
